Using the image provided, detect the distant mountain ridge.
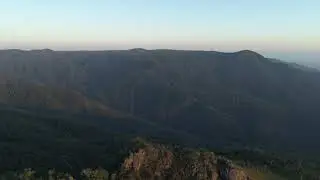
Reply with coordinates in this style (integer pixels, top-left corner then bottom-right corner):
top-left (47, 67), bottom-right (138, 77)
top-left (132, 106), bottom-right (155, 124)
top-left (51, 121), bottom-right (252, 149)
top-left (0, 49), bottom-right (320, 152)
top-left (0, 49), bottom-right (320, 178)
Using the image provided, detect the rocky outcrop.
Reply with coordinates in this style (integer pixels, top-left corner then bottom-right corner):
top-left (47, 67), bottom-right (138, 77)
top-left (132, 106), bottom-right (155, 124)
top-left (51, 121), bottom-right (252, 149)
top-left (121, 144), bottom-right (173, 178)
top-left (118, 143), bottom-right (251, 180)
top-left (217, 158), bottom-right (250, 180)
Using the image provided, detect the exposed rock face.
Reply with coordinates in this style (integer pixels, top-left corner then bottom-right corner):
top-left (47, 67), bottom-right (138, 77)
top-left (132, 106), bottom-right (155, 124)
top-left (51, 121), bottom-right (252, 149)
top-left (119, 143), bottom-right (250, 180)
top-left (122, 144), bottom-right (173, 178)
top-left (217, 158), bottom-right (250, 180)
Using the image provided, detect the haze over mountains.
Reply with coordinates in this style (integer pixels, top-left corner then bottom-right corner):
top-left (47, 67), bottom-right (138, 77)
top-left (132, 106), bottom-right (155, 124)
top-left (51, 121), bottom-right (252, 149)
top-left (0, 49), bottom-right (320, 179)
top-left (265, 52), bottom-right (319, 70)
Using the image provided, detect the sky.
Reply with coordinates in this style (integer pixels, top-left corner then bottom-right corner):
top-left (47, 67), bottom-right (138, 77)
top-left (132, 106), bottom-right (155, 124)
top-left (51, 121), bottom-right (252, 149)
top-left (0, 0), bottom-right (319, 61)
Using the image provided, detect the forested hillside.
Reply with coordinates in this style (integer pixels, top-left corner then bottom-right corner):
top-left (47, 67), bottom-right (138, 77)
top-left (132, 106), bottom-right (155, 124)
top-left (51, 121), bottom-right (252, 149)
top-left (0, 49), bottom-right (320, 179)
top-left (1, 49), bottom-right (320, 150)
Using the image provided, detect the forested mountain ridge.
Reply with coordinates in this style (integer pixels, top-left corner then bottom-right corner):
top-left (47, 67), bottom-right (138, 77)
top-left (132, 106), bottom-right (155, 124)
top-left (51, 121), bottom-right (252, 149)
top-left (0, 49), bottom-right (320, 178)
top-left (1, 49), bottom-right (320, 151)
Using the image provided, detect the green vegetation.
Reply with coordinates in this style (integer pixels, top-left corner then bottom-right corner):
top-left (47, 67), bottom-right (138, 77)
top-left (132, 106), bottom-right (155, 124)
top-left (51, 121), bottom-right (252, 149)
top-left (0, 49), bottom-right (319, 178)
top-left (0, 141), bottom-right (314, 179)
top-left (1, 49), bottom-right (320, 152)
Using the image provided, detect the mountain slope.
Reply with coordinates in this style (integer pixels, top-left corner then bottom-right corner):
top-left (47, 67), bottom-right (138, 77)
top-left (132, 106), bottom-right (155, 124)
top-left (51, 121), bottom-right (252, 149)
top-left (1, 49), bottom-right (320, 152)
top-left (0, 105), bottom-right (205, 173)
top-left (0, 49), bottom-right (320, 178)
top-left (0, 79), bottom-right (123, 117)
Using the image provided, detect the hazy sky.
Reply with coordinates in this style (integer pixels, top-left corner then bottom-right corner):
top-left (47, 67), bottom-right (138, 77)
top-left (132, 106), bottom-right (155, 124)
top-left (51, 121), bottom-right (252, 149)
top-left (0, 0), bottom-right (319, 60)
